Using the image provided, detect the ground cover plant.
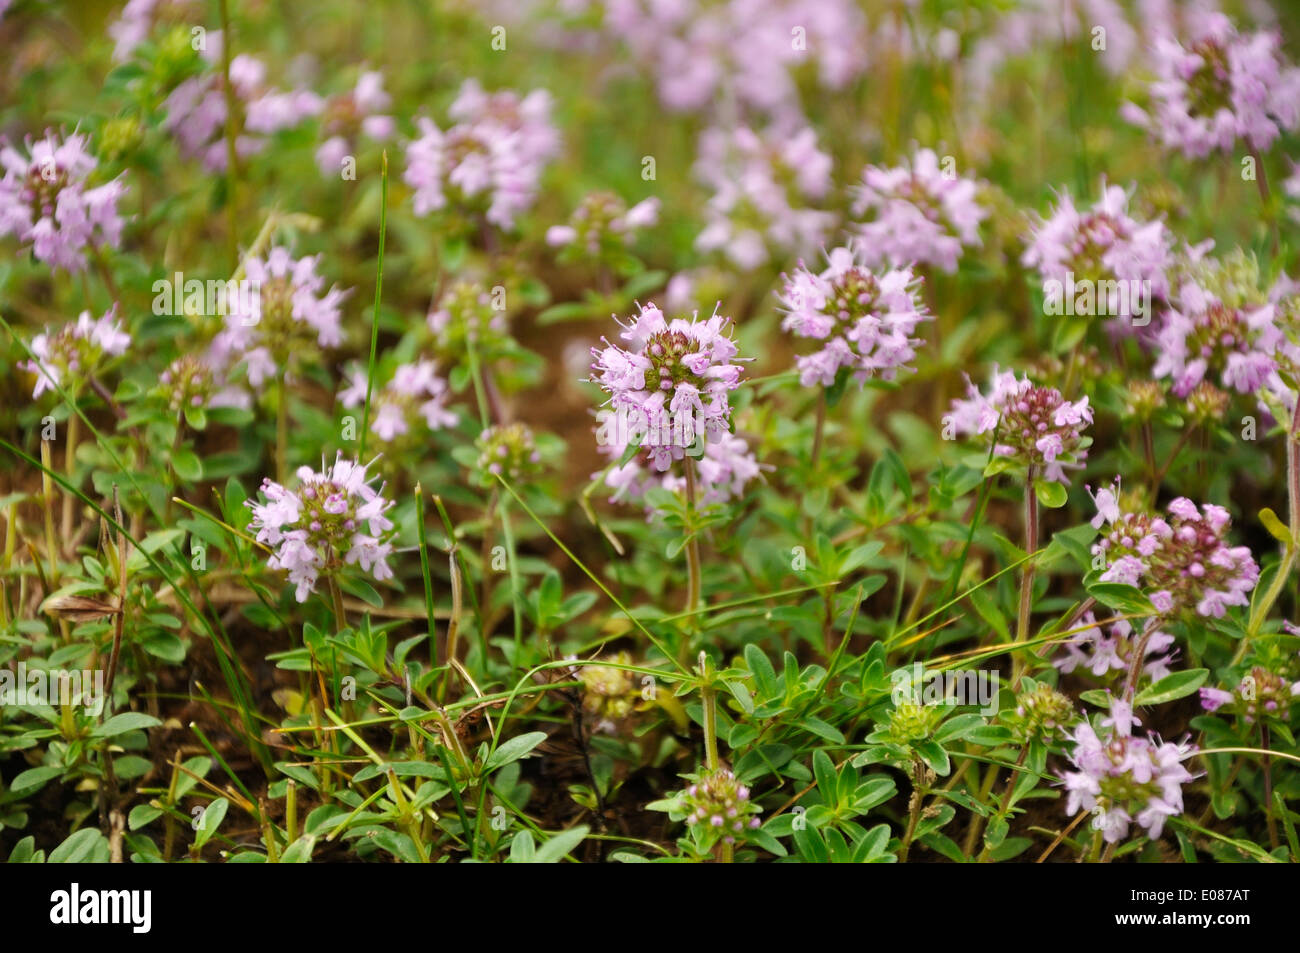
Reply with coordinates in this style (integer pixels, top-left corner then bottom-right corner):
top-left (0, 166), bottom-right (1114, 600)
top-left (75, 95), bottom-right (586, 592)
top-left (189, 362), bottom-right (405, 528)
top-left (2, 0), bottom-right (1300, 866)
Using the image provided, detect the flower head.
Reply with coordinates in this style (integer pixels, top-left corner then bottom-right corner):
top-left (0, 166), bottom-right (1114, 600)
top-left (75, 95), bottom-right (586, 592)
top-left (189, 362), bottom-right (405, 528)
top-left (1023, 181), bottom-right (1171, 324)
top-left (0, 131), bottom-right (126, 271)
top-left (1199, 666), bottom-right (1299, 724)
top-left (1064, 709), bottom-right (1196, 843)
top-left (157, 350), bottom-right (249, 415)
top-left (590, 303), bottom-right (744, 472)
top-left (247, 455), bottom-right (394, 603)
top-left (473, 423), bottom-right (544, 485)
top-left (1091, 492), bottom-right (1258, 619)
top-left (339, 359), bottom-right (456, 444)
top-left (693, 125), bottom-right (833, 270)
top-left (679, 767), bottom-right (762, 847)
top-left (404, 79), bottom-right (558, 229)
top-left (778, 244), bottom-right (929, 388)
top-left (315, 70), bottom-right (395, 177)
top-left (163, 43), bottom-right (321, 172)
top-left (1152, 249), bottom-right (1282, 398)
top-left (948, 369), bottom-right (1092, 483)
top-left (214, 246), bottom-right (348, 387)
top-left (547, 190), bottom-right (659, 262)
top-left (851, 147), bottom-right (986, 273)
top-left (23, 307), bottom-right (130, 399)
top-left (1054, 612), bottom-right (1176, 684)
top-left (1121, 12), bottom-right (1300, 159)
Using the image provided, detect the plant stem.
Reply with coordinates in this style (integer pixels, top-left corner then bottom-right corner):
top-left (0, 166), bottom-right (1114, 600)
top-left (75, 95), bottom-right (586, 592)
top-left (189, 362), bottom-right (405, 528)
top-left (683, 455), bottom-right (702, 623)
top-left (276, 372), bottom-right (288, 484)
top-left (1122, 617), bottom-right (1158, 702)
top-left (61, 410), bottom-right (78, 542)
top-left (1012, 469), bottom-right (1039, 686)
top-left (810, 389), bottom-right (826, 471)
top-left (328, 573), bottom-right (347, 633)
top-left (700, 653), bottom-right (719, 773)
top-left (1263, 723), bottom-right (1279, 850)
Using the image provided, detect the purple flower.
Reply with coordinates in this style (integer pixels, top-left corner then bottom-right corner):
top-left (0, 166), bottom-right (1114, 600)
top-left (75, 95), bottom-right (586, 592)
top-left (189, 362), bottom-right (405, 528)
top-left (948, 369), bottom-right (1092, 484)
top-left (248, 454), bottom-right (394, 603)
top-left (1055, 612), bottom-right (1176, 683)
top-left (1064, 712), bottom-right (1196, 843)
top-left (851, 147), bottom-right (986, 273)
top-left (547, 191), bottom-right (659, 257)
top-left (1023, 180), bottom-right (1171, 324)
top-left (315, 70), bottom-right (395, 177)
top-left (404, 79), bottom-right (558, 229)
top-left (778, 244), bottom-right (930, 388)
top-left (1152, 249), bottom-right (1283, 398)
top-left (1091, 491), bottom-right (1259, 619)
top-left (1198, 667), bottom-right (1297, 723)
top-left (339, 359), bottom-right (456, 443)
top-left (213, 246), bottom-right (349, 388)
top-left (590, 303), bottom-right (744, 473)
top-left (0, 131), bottom-right (127, 272)
top-left (1122, 11), bottom-right (1300, 159)
top-left (693, 124), bottom-right (833, 270)
top-left (158, 350), bottom-right (249, 414)
top-left (23, 307), bottom-right (130, 399)
top-left (162, 43), bottom-right (321, 172)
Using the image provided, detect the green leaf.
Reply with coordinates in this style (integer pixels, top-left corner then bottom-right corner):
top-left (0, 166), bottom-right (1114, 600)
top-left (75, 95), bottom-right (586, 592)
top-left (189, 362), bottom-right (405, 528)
top-left (49, 828), bottom-right (110, 863)
top-left (193, 797), bottom-right (229, 849)
top-left (1034, 480), bottom-right (1068, 509)
top-left (485, 731), bottom-right (548, 771)
top-left (1134, 669), bottom-right (1208, 707)
top-left (532, 825), bottom-right (588, 863)
top-left (280, 835), bottom-right (316, 862)
top-left (171, 448), bottom-right (204, 483)
top-left (92, 712), bottom-right (162, 739)
top-left (11, 765), bottom-right (63, 795)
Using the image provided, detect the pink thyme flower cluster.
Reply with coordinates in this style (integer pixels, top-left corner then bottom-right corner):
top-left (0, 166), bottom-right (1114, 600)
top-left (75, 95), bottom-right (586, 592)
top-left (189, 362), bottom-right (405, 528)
top-left (247, 455), bottom-right (394, 603)
top-left (214, 247), bottom-right (348, 388)
top-left (948, 369), bottom-right (1093, 484)
top-left (1121, 11), bottom-right (1300, 159)
top-left (1152, 251), bottom-right (1282, 398)
top-left (1023, 181), bottom-right (1171, 323)
top-left (590, 303), bottom-right (744, 471)
top-left (339, 360), bottom-right (457, 443)
top-left (680, 767), bottom-right (762, 846)
top-left (157, 351), bottom-right (249, 414)
top-left (851, 147), bottom-right (986, 273)
top-left (1064, 700), bottom-right (1195, 843)
top-left (163, 41), bottom-right (322, 172)
top-left (0, 131), bottom-right (126, 272)
top-left (600, 431), bottom-right (762, 511)
top-left (404, 79), bottom-right (559, 229)
top-left (1090, 486), bottom-right (1259, 618)
top-left (473, 423), bottom-right (544, 485)
top-left (1055, 612), bottom-right (1175, 683)
top-left (693, 124), bottom-right (833, 270)
top-left (315, 71), bottom-right (396, 177)
top-left (605, 0), bottom-right (868, 121)
top-left (777, 245), bottom-right (930, 388)
top-left (23, 307), bottom-right (131, 399)
top-left (1200, 666), bottom-right (1300, 722)
top-left (426, 280), bottom-right (515, 366)
top-left (546, 191), bottom-right (660, 256)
